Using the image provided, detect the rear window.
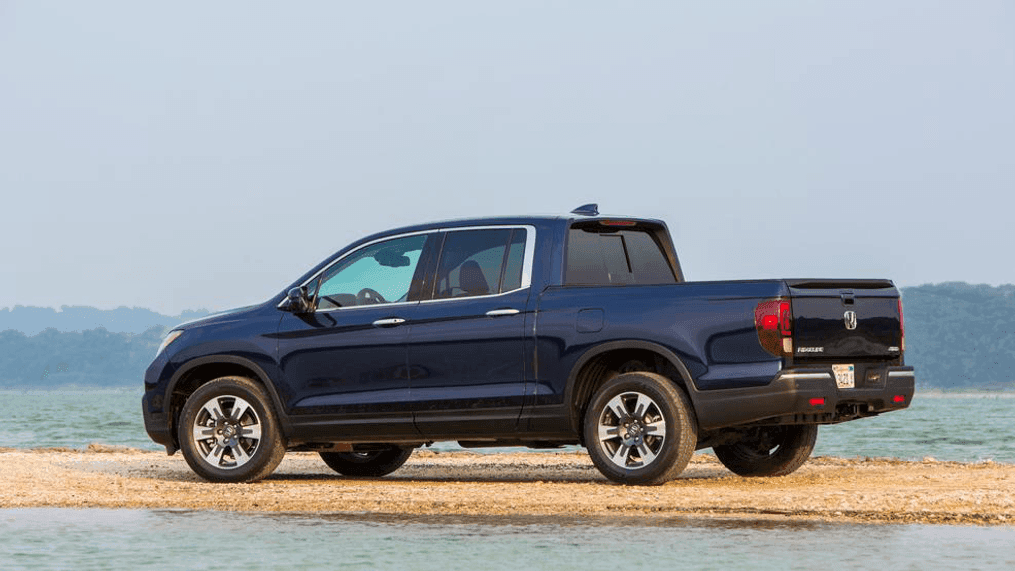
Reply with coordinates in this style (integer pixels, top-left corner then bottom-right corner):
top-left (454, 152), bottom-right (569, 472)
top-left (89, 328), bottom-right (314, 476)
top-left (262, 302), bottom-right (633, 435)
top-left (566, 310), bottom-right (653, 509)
top-left (566, 226), bottom-right (676, 286)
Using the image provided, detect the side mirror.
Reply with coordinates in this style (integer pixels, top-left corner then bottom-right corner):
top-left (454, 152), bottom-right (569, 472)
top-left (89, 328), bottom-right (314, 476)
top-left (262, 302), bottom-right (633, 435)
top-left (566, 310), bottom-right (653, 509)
top-left (285, 286), bottom-right (313, 314)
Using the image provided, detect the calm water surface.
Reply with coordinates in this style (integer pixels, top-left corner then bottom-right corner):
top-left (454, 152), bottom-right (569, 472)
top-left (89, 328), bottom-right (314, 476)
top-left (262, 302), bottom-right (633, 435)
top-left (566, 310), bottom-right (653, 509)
top-left (0, 388), bottom-right (1012, 463)
top-left (2, 390), bottom-right (1013, 569)
top-left (2, 509), bottom-right (1014, 571)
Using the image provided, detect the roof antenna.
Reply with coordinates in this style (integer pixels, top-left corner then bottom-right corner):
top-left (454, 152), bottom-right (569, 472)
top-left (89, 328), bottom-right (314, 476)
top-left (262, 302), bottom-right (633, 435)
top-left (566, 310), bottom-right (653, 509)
top-left (571, 203), bottom-right (599, 216)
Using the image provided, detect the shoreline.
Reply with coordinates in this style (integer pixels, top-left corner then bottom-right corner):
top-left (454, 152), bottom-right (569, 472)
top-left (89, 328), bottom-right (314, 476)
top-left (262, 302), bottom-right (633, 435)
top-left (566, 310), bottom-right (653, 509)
top-left (2, 448), bottom-right (1013, 526)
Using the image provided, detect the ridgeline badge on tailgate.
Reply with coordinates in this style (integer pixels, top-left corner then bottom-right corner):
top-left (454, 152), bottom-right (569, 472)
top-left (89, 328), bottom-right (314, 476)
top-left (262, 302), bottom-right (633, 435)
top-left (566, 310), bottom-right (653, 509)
top-left (844, 310), bottom-right (858, 330)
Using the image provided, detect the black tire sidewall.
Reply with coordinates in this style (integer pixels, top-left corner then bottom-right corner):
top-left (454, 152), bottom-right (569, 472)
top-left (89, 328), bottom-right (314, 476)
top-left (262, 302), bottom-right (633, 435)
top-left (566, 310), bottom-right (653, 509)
top-left (583, 372), bottom-right (695, 485)
top-left (713, 424), bottom-right (818, 477)
top-left (178, 376), bottom-right (283, 483)
top-left (319, 447), bottom-right (413, 477)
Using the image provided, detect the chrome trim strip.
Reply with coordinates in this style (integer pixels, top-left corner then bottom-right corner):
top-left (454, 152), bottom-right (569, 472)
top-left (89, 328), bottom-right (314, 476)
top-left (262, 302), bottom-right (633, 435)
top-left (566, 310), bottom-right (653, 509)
top-left (316, 300), bottom-right (419, 314)
top-left (372, 318), bottom-right (406, 327)
top-left (888, 371), bottom-right (915, 377)
top-left (419, 287), bottom-right (525, 305)
top-left (779, 373), bottom-right (833, 381)
top-left (302, 224), bottom-right (537, 313)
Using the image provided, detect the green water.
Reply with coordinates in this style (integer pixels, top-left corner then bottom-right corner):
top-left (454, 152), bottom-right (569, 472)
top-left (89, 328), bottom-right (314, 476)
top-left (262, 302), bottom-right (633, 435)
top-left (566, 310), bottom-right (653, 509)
top-left (0, 388), bottom-right (1012, 463)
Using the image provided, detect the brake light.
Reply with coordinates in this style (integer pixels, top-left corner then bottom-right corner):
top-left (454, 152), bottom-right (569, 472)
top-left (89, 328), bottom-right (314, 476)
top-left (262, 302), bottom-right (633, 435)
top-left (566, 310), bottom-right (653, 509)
top-left (898, 298), bottom-right (906, 352)
top-left (809, 398), bottom-right (825, 407)
top-left (755, 298), bottom-right (792, 356)
top-left (893, 395), bottom-right (906, 404)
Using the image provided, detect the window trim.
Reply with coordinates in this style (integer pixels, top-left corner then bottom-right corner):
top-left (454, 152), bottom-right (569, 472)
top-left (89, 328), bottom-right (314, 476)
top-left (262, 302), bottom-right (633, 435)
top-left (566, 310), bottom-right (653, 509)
top-left (286, 225), bottom-right (536, 313)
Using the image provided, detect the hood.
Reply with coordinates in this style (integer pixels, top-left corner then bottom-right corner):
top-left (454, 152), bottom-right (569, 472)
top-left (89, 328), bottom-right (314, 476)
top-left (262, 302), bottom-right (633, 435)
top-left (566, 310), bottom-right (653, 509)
top-left (173, 303), bottom-right (265, 331)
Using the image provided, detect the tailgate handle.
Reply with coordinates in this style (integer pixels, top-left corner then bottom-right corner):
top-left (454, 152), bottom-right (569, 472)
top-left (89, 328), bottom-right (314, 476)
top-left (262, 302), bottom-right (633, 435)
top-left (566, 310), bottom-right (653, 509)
top-left (840, 291), bottom-right (855, 305)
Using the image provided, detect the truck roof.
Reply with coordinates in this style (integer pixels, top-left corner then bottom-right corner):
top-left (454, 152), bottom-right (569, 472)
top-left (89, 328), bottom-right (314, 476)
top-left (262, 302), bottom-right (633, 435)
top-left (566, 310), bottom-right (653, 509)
top-left (362, 212), bottom-right (667, 241)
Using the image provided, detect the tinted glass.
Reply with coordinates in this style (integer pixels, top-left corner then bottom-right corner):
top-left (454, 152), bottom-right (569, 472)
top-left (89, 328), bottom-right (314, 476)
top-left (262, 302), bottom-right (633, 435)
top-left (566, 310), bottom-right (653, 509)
top-left (500, 230), bottom-right (527, 292)
top-left (434, 229), bottom-right (517, 299)
top-left (565, 227), bottom-right (675, 286)
top-left (624, 230), bottom-right (676, 284)
top-left (316, 234), bottom-right (428, 309)
top-left (565, 228), bottom-right (606, 285)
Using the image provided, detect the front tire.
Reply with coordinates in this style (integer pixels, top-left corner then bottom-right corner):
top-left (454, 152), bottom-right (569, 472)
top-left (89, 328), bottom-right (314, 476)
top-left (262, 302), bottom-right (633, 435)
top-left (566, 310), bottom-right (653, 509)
top-left (713, 425), bottom-right (817, 477)
top-left (319, 446), bottom-right (413, 477)
top-left (583, 372), bottom-right (697, 486)
top-left (178, 376), bottom-right (286, 483)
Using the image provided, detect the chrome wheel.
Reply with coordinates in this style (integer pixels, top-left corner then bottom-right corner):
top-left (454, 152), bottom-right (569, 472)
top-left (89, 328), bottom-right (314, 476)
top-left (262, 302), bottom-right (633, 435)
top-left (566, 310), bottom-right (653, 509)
top-left (596, 391), bottom-right (667, 469)
top-left (190, 394), bottom-right (263, 470)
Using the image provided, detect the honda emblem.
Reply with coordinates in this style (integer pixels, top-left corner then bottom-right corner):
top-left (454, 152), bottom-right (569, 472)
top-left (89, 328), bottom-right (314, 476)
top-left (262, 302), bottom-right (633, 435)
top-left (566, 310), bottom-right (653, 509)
top-left (844, 310), bottom-right (857, 330)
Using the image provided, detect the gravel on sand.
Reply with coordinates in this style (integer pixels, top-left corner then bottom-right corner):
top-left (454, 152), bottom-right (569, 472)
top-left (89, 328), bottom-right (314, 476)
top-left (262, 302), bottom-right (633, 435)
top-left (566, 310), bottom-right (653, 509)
top-left (2, 447), bottom-right (1012, 526)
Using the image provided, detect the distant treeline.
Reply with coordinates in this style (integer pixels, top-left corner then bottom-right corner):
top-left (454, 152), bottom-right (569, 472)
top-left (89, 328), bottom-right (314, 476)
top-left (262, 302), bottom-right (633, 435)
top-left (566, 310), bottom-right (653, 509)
top-left (0, 305), bottom-right (209, 336)
top-left (902, 282), bottom-right (1015, 389)
top-left (0, 326), bottom-right (167, 387)
top-left (1, 282), bottom-right (1013, 389)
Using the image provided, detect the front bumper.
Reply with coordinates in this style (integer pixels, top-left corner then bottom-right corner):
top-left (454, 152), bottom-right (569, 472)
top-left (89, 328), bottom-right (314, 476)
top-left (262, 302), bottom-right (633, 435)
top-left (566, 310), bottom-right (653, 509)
top-left (142, 388), bottom-right (177, 454)
top-left (693, 365), bottom-right (915, 431)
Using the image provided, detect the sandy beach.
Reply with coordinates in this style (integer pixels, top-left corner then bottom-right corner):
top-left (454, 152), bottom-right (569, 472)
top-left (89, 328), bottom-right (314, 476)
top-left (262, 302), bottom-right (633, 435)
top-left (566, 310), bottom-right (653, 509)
top-left (2, 446), bottom-right (1012, 526)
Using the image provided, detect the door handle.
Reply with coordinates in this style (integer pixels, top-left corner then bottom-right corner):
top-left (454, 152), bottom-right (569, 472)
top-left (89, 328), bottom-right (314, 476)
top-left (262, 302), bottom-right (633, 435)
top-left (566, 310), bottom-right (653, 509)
top-left (372, 317), bottom-right (406, 327)
top-left (485, 308), bottom-right (520, 317)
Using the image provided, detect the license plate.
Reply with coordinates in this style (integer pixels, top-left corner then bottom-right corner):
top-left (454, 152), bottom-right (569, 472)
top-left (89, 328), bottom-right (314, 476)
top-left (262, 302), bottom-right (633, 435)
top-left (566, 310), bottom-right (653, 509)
top-left (833, 364), bottom-right (855, 389)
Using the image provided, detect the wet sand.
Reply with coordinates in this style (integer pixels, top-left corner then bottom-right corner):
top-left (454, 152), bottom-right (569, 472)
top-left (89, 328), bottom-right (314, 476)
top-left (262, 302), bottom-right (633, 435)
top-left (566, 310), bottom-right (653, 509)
top-left (2, 447), bottom-right (1012, 525)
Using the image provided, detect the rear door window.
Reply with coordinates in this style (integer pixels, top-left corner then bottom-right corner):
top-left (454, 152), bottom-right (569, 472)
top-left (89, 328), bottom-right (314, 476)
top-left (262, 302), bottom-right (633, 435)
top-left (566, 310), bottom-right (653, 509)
top-left (433, 228), bottom-right (528, 299)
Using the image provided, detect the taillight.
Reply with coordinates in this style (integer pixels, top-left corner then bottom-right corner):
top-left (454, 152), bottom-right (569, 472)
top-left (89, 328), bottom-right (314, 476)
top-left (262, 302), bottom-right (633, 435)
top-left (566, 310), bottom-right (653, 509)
top-left (756, 298), bottom-right (792, 356)
top-left (898, 298), bottom-right (906, 352)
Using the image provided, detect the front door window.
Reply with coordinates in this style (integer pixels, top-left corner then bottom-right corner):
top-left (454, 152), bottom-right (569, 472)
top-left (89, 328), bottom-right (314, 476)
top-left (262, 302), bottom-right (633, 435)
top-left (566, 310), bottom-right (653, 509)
top-left (315, 234), bottom-right (429, 310)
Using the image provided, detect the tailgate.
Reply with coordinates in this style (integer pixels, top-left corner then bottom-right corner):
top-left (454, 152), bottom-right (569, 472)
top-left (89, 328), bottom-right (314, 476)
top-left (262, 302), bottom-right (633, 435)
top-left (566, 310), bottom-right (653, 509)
top-left (787, 279), bottom-right (903, 361)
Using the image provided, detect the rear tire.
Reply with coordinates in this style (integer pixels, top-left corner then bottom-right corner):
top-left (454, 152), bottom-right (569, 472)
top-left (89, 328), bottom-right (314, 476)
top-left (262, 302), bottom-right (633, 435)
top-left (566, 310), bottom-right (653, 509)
top-left (319, 446), bottom-right (413, 477)
top-left (713, 425), bottom-right (817, 477)
top-left (583, 372), bottom-right (697, 486)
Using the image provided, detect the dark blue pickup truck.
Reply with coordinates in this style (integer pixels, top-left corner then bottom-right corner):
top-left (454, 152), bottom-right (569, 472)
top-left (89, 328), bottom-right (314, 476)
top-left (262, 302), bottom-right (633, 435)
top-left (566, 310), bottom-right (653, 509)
top-left (142, 205), bottom-right (914, 485)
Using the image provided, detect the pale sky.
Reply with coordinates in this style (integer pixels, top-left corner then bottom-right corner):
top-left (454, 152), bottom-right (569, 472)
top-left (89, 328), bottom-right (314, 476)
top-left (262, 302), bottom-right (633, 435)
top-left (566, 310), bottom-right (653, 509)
top-left (2, 2), bottom-right (1012, 315)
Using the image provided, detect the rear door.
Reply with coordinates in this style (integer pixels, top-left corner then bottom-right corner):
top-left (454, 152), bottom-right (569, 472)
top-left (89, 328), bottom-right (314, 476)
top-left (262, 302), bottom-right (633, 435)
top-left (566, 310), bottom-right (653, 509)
top-left (408, 226), bottom-right (534, 437)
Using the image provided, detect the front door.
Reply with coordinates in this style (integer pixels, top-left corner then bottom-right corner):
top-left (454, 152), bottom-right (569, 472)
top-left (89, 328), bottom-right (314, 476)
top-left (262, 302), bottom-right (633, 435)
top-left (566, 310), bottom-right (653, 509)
top-left (277, 232), bottom-right (436, 440)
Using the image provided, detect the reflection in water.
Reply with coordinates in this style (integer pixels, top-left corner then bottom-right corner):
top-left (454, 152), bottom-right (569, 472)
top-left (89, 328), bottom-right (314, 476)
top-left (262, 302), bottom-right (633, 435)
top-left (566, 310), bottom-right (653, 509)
top-left (1, 509), bottom-right (1013, 571)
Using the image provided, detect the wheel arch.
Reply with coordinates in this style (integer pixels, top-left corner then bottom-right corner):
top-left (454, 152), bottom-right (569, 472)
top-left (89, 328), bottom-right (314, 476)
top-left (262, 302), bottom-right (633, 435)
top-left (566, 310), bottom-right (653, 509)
top-left (563, 340), bottom-right (700, 436)
top-left (167, 355), bottom-right (291, 449)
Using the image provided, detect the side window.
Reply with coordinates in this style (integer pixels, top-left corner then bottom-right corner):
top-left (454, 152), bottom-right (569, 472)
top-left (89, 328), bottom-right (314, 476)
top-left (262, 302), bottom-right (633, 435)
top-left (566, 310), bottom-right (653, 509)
top-left (565, 226), bottom-right (675, 286)
top-left (500, 230), bottom-right (526, 292)
top-left (315, 234), bottom-right (429, 310)
top-left (434, 228), bottom-right (527, 299)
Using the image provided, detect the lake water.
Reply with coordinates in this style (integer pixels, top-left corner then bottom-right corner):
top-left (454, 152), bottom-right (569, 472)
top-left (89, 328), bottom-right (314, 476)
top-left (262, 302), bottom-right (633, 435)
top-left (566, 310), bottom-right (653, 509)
top-left (0, 388), bottom-right (1012, 463)
top-left (1, 509), bottom-right (1014, 571)
top-left (1, 388), bottom-right (1013, 570)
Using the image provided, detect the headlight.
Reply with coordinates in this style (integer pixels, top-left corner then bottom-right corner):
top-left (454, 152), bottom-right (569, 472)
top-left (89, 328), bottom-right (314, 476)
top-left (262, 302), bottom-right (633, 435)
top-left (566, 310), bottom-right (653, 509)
top-left (156, 329), bottom-right (184, 357)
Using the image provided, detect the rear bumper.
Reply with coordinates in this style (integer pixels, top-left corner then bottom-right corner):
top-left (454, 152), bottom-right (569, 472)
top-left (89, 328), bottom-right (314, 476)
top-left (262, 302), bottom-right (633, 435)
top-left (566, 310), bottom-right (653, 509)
top-left (693, 365), bottom-right (915, 431)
